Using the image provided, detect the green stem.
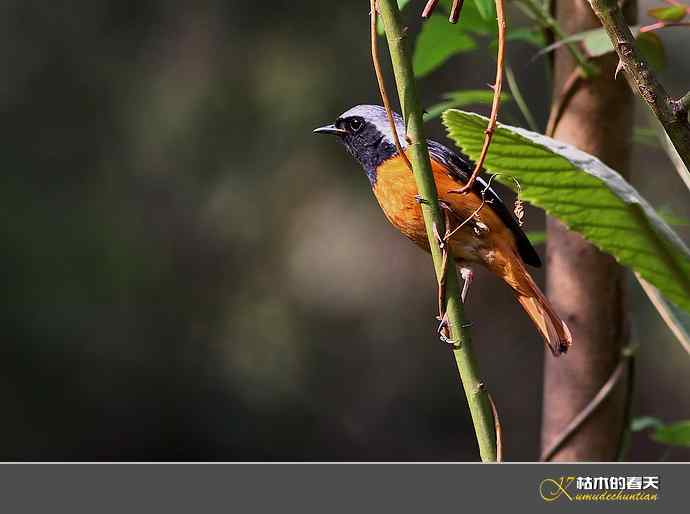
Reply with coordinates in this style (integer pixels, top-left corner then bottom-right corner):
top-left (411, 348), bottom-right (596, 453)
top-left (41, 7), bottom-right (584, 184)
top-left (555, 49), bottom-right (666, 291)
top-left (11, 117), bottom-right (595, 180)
top-left (505, 64), bottom-right (540, 132)
top-left (378, 0), bottom-right (497, 462)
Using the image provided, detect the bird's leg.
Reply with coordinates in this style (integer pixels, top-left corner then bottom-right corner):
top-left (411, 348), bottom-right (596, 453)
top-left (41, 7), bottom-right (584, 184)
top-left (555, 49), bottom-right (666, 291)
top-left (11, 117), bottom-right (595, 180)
top-left (460, 267), bottom-right (474, 303)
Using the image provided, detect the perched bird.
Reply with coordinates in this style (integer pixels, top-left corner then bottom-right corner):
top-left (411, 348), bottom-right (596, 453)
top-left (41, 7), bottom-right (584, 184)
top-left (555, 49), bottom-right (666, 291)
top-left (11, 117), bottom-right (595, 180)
top-left (314, 105), bottom-right (572, 356)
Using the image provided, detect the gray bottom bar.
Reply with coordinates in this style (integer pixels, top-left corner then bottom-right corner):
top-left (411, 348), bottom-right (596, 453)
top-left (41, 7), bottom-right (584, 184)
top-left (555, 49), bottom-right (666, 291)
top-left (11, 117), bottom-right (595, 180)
top-left (0, 463), bottom-right (681, 513)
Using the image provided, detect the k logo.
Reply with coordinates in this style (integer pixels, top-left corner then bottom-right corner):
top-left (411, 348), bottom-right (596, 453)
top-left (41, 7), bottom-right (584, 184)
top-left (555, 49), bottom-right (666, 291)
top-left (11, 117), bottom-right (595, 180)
top-left (539, 476), bottom-right (576, 502)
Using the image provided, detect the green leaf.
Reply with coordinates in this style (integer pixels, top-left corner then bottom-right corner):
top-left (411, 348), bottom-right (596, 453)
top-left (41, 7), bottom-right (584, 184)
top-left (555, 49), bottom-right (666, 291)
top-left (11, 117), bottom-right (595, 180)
top-left (526, 230), bottom-right (546, 245)
top-left (538, 26), bottom-right (664, 70)
top-left (413, 14), bottom-right (477, 77)
top-left (424, 89), bottom-right (511, 121)
top-left (652, 420), bottom-right (690, 447)
top-left (377, 0), bottom-right (412, 35)
top-left (637, 32), bottom-right (666, 71)
top-left (473, 0), bottom-right (496, 22)
top-left (582, 27), bottom-right (618, 57)
top-left (648, 6), bottom-right (687, 22)
top-left (537, 26), bottom-right (642, 59)
top-left (489, 27), bottom-right (546, 51)
top-left (506, 27), bottom-right (546, 47)
top-left (632, 416), bottom-right (665, 432)
top-left (442, 110), bottom-right (690, 313)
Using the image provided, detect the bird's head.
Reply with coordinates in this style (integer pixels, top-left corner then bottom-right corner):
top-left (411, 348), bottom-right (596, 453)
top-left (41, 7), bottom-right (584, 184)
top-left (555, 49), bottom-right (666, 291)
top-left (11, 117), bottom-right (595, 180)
top-left (313, 105), bottom-right (405, 185)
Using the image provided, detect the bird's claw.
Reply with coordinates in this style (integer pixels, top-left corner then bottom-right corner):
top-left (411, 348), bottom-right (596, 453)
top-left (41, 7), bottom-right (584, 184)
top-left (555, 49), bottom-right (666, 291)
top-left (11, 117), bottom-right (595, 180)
top-left (438, 200), bottom-right (453, 212)
top-left (436, 313), bottom-right (461, 348)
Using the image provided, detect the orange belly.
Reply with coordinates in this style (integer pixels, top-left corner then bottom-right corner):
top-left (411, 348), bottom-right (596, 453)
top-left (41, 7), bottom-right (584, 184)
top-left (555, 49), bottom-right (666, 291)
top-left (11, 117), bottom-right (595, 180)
top-left (372, 155), bottom-right (518, 266)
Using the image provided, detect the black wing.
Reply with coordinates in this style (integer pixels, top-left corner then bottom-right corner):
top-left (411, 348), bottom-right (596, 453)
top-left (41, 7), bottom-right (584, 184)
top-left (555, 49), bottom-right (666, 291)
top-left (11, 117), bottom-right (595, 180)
top-left (426, 139), bottom-right (542, 268)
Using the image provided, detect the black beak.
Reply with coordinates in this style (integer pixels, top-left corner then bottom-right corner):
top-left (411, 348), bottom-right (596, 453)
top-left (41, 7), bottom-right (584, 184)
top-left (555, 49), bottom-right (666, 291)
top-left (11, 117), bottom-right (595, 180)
top-left (313, 124), bottom-right (347, 136)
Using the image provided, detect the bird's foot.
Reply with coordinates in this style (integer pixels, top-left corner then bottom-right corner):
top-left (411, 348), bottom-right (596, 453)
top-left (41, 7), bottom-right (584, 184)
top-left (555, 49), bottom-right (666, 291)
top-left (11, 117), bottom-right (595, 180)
top-left (437, 313), bottom-right (462, 349)
top-left (438, 200), bottom-right (454, 213)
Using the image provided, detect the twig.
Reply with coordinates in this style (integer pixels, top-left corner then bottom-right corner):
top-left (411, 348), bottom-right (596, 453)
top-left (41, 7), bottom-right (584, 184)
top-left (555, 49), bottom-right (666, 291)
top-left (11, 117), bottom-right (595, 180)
top-left (445, 174), bottom-right (497, 241)
top-left (545, 68), bottom-right (582, 137)
top-left (636, 274), bottom-right (690, 356)
top-left (449, 0), bottom-right (464, 24)
top-left (587, 0), bottom-right (690, 172)
top-left (488, 393), bottom-right (503, 462)
top-left (640, 21), bottom-right (690, 33)
top-left (370, 0), bottom-right (414, 173)
top-left (450, 0), bottom-right (506, 194)
top-left (540, 349), bottom-right (633, 461)
top-left (615, 347), bottom-right (636, 461)
top-left (661, 0), bottom-right (690, 9)
top-left (377, 0), bottom-right (497, 462)
top-left (421, 0), bottom-right (440, 18)
top-left (505, 64), bottom-right (540, 132)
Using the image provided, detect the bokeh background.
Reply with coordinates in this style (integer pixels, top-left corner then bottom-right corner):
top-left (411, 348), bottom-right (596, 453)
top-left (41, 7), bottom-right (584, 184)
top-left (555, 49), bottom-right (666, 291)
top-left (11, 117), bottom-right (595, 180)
top-left (2, 0), bottom-right (689, 461)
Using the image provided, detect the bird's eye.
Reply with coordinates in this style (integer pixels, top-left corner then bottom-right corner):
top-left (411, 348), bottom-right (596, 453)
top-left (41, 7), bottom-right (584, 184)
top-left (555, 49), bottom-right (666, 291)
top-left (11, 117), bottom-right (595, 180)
top-left (348, 118), bottom-right (363, 133)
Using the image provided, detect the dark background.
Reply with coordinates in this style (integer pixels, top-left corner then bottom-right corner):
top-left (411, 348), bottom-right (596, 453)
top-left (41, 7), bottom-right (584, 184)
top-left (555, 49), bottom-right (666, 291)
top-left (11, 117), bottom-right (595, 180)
top-left (2, 0), bottom-right (689, 461)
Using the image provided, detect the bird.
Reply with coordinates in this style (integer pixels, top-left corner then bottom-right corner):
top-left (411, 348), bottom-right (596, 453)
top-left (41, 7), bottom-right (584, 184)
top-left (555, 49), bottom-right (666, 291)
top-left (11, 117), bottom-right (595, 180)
top-left (314, 105), bottom-right (572, 356)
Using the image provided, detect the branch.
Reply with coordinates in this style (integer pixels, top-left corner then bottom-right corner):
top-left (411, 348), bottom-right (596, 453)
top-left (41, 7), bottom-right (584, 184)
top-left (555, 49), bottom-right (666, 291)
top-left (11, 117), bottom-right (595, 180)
top-left (377, 0), bottom-right (497, 462)
top-left (488, 393), bottom-right (503, 462)
top-left (544, 68), bottom-right (582, 137)
top-left (420, 1), bottom-right (464, 25)
top-left (370, 0), bottom-right (413, 172)
top-left (541, 347), bottom-right (634, 461)
top-left (421, 0), bottom-right (440, 18)
top-left (448, 0), bottom-right (464, 24)
top-left (640, 21), bottom-right (690, 33)
top-left (587, 0), bottom-right (690, 171)
top-left (451, 0), bottom-right (506, 194)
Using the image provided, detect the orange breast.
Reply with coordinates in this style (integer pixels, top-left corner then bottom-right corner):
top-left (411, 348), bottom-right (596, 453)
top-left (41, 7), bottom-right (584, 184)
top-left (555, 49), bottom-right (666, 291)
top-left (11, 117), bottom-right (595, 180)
top-left (372, 154), bottom-right (519, 265)
top-left (372, 156), bottom-right (427, 244)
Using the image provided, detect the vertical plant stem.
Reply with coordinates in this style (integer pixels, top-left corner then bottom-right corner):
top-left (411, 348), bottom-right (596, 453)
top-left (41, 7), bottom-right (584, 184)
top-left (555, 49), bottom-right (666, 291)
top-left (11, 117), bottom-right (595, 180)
top-left (452, 0), bottom-right (506, 194)
top-left (541, 0), bottom-right (634, 461)
top-left (377, 0), bottom-right (497, 462)
top-left (505, 64), bottom-right (540, 132)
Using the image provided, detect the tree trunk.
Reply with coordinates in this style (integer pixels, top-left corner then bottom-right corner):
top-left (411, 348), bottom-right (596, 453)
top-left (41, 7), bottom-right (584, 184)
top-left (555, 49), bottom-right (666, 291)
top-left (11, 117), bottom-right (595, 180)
top-left (540, 0), bottom-right (636, 461)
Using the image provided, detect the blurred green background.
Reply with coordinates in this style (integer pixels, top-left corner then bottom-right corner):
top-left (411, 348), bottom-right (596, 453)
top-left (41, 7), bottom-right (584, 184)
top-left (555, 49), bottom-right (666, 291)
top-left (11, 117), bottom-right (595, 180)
top-left (1, 0), bottom-right (689, 460)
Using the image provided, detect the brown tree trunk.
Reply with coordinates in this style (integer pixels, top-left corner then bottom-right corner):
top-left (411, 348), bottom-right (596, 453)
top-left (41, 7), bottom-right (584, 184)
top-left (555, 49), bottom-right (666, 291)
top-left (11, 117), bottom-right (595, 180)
top-left (540, 0), bottom-right (636, 461)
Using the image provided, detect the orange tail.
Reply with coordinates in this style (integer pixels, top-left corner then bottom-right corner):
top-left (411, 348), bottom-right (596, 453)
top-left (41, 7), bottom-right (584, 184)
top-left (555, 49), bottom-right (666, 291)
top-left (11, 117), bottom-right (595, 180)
top-left (490, 247), bottom-right (573, 356)
top-left (516, 285), bottom-right (572, 356)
